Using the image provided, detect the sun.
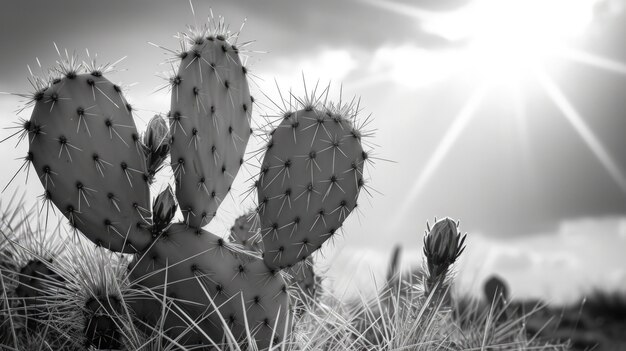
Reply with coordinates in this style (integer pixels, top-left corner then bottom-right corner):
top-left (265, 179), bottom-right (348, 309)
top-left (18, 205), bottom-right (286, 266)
top-left (422, 0), bottom-right (599, 84)
top-left (361, 0), bottom-right (626, 231)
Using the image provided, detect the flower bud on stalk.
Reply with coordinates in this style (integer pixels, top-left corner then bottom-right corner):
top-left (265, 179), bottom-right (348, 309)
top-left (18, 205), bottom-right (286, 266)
top-left (422, 217), bottom-right (467, 307)
top-left (151, 185), bottom-right (177, 235)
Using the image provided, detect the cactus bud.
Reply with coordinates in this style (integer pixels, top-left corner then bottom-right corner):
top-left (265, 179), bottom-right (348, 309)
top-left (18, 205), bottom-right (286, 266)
top-left (423, 218), bottom-right (466, 276)
top-left (422, 217), bottom-right (467, 306)
top-left (144, 115), bottom-right (170, 183)
top-left (152, 185), bottom-right (177, 234)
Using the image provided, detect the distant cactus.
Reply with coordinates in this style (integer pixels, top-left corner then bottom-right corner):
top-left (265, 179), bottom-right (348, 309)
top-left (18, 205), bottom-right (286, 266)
top-left (484, 275), bottom-right (509, 306)
top-left (483, 275), bottom-right (509, 323)
top-left (386, 244), bottom-right (402, 284)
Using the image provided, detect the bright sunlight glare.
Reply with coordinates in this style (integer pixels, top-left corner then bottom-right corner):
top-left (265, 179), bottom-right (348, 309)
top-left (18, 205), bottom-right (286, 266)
top-left (374, 0), bottom-right (626, 238)
top-left (423, 0), bottom-right (600, 82)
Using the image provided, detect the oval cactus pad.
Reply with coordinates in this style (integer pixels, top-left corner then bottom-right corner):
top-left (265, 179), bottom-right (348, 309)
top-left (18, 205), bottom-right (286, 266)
top-left (29, 70), bottom-right (152, 253)
top-left (257, 102), bottom-right (367, 269)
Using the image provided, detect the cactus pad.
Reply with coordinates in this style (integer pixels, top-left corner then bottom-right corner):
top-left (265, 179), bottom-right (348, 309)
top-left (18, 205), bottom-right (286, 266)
top-left (28, 71), bottom-right (152, 253)
top-left (169, 28), bottom-right (252, 228)
top-left (129, 223), bottom-right (290, 348)
top-left (257, 104), bottom-right (366, 269)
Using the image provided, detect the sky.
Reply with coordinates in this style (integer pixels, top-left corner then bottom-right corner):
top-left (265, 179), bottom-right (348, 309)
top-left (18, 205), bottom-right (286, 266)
top-left (1, 0), bottom-right (625, 302)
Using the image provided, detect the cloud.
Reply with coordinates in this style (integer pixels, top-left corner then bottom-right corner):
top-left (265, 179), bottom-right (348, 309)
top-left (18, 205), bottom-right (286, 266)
top-left (257, 49), bottom-right (358, 88)
top-left (367, 44), bottom-right (460, 89)
top-left (250, 49), bottom-right (360, 118)
top-left (253, 43), bottom-right (465, 95)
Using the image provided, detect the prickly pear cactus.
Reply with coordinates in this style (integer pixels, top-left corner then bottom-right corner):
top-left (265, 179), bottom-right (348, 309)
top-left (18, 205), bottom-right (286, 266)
top-left (169, 25), bottom-right (252, 228)
top-left (257, 102), bottom-right (367, 269)
top-left (129, 224), bottom-right (290, 348)
top-left (2, 8), bottom-right (376, 349)
top-left (27, 64), bottom-right (152, 253)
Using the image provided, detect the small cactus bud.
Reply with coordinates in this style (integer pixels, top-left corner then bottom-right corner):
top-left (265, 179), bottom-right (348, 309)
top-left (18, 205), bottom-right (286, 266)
top-left (144, 115), bottom-right (169, 150)
top-left (144, 115), bottom-right (170, 182)
top-left (422, 217), bottom-right (467, 306)
top-left (152, 185), bottom-right (177, 234)
top-left (423, 218), bottom-right (466, 272)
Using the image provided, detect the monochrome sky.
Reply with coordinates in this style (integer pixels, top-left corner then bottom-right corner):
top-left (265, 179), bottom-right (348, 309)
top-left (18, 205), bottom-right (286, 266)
top-left (1, 0), bottom-right (625, 300)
